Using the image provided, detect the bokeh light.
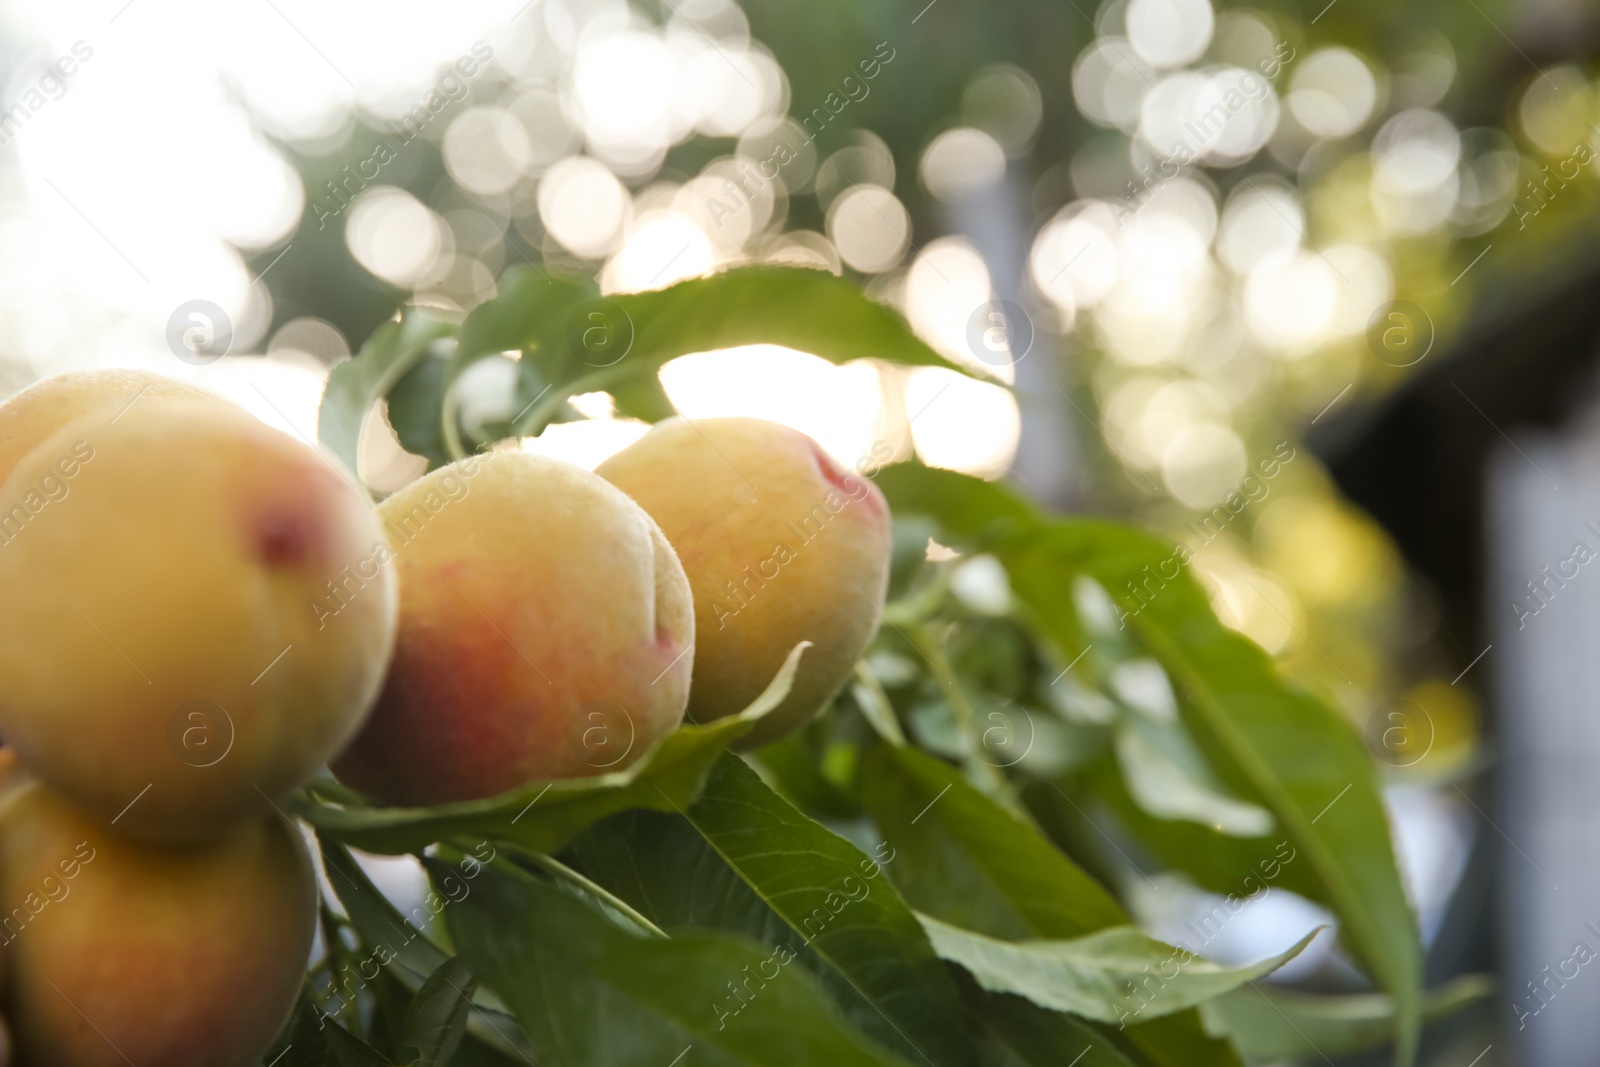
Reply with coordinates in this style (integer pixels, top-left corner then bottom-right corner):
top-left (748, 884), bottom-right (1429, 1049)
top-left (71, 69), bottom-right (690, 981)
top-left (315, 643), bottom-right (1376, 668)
top-left (1289, 48), bottom-right (1378, 140)
top-left (827, 185), bottom-right (911, 273)
top-left (538, 156), bottom-right (632, 259)
top-left (1125, 0), bottom-right (1215, 70)
top-left (920, 128), bottom-right (1007, 203)
top-left (345, 187), bottom-right (449, 289)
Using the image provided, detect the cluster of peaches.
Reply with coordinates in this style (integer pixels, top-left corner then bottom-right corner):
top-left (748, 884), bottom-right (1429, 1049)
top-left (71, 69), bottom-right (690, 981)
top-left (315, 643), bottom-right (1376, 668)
top-left (0, 368), bottom-right (890, 1065)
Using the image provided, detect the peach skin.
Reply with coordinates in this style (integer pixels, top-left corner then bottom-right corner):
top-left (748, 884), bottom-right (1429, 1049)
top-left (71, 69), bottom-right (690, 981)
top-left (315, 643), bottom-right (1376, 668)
top-left (333, 450), bottom-right (694, 805)
top-left (599, 417), bottom-right (891, 747)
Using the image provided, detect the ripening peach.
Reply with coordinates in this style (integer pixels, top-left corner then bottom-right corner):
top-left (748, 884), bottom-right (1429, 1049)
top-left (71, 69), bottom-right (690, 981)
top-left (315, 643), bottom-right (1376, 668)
top-left (0, 369), bottom-right (223, 486)
top-left (598, 417), bottom-right (892, 746)
top-left (333, 450), bottom-right (694, 805)
top-left (0, 400), bottom-right (397, 844)
top-left (0, 764), bottom-right (315, 1067)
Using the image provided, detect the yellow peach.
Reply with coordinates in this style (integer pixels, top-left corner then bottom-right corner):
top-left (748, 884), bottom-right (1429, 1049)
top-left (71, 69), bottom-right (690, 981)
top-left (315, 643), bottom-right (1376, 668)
top-left (333, 450), bottom-right (694, 805)
top-left (0, 769), bottom-right (314, 1066)
top-left (0, 401), bottom-right (397, 843)
top-left (0, 369), bottom-right (222, 487)
top-left (599, 417), bottom-right (891, 746)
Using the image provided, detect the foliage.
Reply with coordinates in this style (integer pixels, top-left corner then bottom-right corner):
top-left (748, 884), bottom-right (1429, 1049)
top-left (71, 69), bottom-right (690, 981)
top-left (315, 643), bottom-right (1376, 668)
top-left (295, 267), bottom-right (1482, 1066)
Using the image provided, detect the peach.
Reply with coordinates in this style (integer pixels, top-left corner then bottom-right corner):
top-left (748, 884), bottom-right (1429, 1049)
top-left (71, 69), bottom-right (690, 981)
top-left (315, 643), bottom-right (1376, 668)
top-left (598, 417), bottom-right (891, 746)
top-left (0, 400), bottom-right (397, 843)
top-left (333, 450), bottom-right (694, 805)
top-left (0, 369), bottom-right (222, 487)
top-left (0, 766), bottom-right (314, 1066)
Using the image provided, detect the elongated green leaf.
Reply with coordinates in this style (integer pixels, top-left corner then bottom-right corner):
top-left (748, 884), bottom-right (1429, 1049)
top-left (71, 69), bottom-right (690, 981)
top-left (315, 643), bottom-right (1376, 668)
top-left (1043, 760), bottom-right (1305, 907)
top-left (607, 367), bottom-right (679, 423)
top-left (1119, 1011), bottom-right (1243, 1067)
top-left (318, 837), bottom-right (450, 977)
top-left (326, 1024), bottom-right (391, 1067)
top-left (875, 463), bottom-right (1422, 1063)
top-left (301, 642), bottom-right (809, 856)
top-left (366, 967), bottom-right (416, 1063)
top-left (448, 1037), bottom-right (530, 1067)
top-left (1120, 1011), bottom-right (1241, 1067)
top-left (318, 310), bottom-right (454, 477)
top-left (441, 859), bottom-right (913, 1067)
top-left (315, 837), bottom-right (533, 1061)
top-left (405, 958), bottom-right (477, 1066)
top-left (347, 266), bottom-right (981, 475)
top-left (852, 663), bottom-right (908, 745)
top-left (453, 268), bottom-right (595, 363)
top-left (752, 734), bottom-right (862, 819)
top-left (385, 354), bottom-right (451, 469)
top-left (594, 266), bottom-right (967, 372)
top-left (861, 744), bottom-right (1124, 940)
top-left (496, 266), bottom-right (978, 437)
top-left (572, 753), bottom-right (978, 1067)
top-left (1023, 534), bottom-right (1420, 1053)
top-left (1199, 974), bottom-right (1494, 1061)
top-left (443, 271), bottom-right (597, 457)
top-left (1112, 713), bottom-right (1273, 838)
top-left (966, 988), bottom-right (1142, 1067)
top-left (301, 718), bottom-right (740, 857)
top-left (920, 915), bottom-right (1316, 1025)
top-left (860, 741), bottom-right (1234, 1066)
top-left (264, 987), bottom-right (336, 1067)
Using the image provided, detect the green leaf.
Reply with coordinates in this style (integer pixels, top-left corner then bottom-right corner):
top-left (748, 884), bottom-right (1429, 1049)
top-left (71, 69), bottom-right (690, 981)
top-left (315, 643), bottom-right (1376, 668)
top-left (264, 986), bottom-right (335, 1067)
top-left (594, 266), bottom-right (966, 373)
top-left (315, 837), bottom-right (534, 1062)
top-left (1050, 761), bottom-right (1301, 904)
top-left (851, 662), bottom-right (907, 745)
top-left (751, 734), bottom-right (862, 819)
top-left (367, 967), bottom-right (417, 1063)
top-left (919, 915), bottom-right (1317, 1025)
top-left (447, 1036), bottom-right (532, 1067)
top-left (571, 753), bottom-right (979, 1067)
top-left (326, 1024), bottom-right (392, 1067)
top-left (965, 988), bottom-right (1142, 1067)
top-left (443, 271), bottom-right (597, 457)
top-left (404, 957), bottom-right (477, 1067)
top-left (876, 464), bottom-right (1036, 534)
top-left (441, 859), bottom-right (914, 1067)
top-left (607, 368), bottom-right (679, 423)
top-left (453, 268), bottom-right (595, 363)
top-left (1119, 1011), bottom-right (1242, 1067)
top-left (457, 237), bottom-right (970, 384)
top-left (860, 744), bottom-right (1124, 941)
top-left (1198, 974), bottom-right (1494, 1061)
top-left (301, 642), bottom-right (810, 856)
top-left (505, 266), bottom-right (976, 437)
top-left (347, 265), bottom-right (980, 471)
top-left (875, 463), bottom-right (1423, 1063)
top-left (1112, 712), bottom-right (1273, 839)
top-left (859, 737), bottom-right (1232, 1066)
top-left (318, 310), bottom-right (453, 478)
top-left (318, 836), bottom-right (450, 978)
top-left (385, 355), bottom-right (452, 470)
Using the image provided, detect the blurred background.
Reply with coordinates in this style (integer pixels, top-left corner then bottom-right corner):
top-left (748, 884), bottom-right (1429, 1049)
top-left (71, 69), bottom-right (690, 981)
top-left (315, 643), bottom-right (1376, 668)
top-left (4, 0), bottom-right (1600, 1061)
